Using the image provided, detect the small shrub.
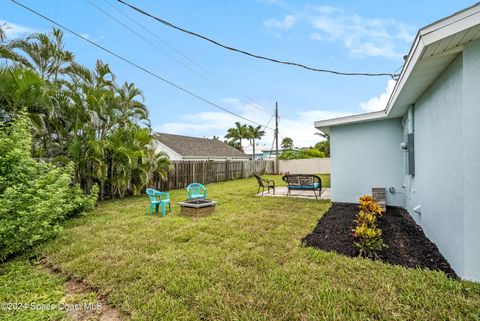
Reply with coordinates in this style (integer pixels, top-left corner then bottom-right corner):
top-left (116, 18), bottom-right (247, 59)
top-left (353, 225), bottom-right (386, 257)
top-left (353, 195), bottom-right (386, 258)
top-left (359, 195), bottom-right (384, 216)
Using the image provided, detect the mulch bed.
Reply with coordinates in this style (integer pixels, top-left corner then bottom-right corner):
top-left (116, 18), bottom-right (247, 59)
top-left (303, 203), bottom-right (457, 278)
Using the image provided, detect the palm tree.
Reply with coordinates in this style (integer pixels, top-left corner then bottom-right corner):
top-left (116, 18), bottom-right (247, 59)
top-left (0, 23), bottom-right (32, 66)
top-left (8, 28), bottom-right (74, 81)
top-left (0, 23), bottom-right (8, 42)
top-left (115, 81), bottom-right (150, 128)
top-left (0, 66), bottom-right (57, 159)
top-left (0, 66), bottom-right (48, 121)
top-left (1, 28), bottom-right (173, 199)
top-left (247, 125), bottom-right (265, 160)
top-left (225, 122), bottom-right (248, 150)
top-left (145, 142), bottom-right (173, 190)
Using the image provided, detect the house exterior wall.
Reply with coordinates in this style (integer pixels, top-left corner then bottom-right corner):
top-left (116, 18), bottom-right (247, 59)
top-left (404, 54), bottom-right (466, 277)
top-left (330, 118), bottom-right (404, 206)
top-left (461, 38), bottom-right (480, 281)
top-left (154, 141), bottom-right (183, 160)
top-left (328, 45), bottom-right (480, 281)
top-left (405, 40), bottom-right (480, 281)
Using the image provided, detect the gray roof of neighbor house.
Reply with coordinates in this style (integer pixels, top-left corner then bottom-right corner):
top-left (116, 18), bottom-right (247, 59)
top-left (153, 133), bottom-right (250, 159)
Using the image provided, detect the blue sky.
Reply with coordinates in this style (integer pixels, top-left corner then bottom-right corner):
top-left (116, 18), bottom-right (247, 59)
top-left (1, 0), bottom-right (475, 147)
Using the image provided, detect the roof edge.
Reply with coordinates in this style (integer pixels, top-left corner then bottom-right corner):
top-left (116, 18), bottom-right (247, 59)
top-left (314, 110), bottom-right (387, 133)
top-left (386, 3), bottom-right (480, 115)
top-left (314, 3), bottom-right (480, 133)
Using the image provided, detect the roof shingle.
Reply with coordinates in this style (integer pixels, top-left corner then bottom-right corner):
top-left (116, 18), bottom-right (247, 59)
top-left (154, 133), bottom-right (249, 158)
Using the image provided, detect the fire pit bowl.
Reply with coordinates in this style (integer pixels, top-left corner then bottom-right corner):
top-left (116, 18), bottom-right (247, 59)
top-left (179, 199), bottom-right (216, 217)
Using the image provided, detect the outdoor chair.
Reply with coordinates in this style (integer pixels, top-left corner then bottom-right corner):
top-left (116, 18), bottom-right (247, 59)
top-left (186, 183), bottom-right (207, 200)
top-left (146, 188), bottom-right (171, 217)
top-left (254, 174), bottom-right (275, 195)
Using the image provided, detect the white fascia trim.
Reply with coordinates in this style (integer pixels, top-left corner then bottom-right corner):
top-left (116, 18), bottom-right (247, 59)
top-left (384, 36), bottom-right (425, 116)
top-left (314, 110), bottom-right (387, 132)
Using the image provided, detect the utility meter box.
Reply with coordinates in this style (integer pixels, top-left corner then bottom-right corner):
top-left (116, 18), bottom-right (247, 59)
top-left (372, 187), bottom-right (386, 211)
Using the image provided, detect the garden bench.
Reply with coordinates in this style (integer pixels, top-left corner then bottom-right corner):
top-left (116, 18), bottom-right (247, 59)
top-left (282, 174), bottom-right (322, 199)
top-left (254, 174), bottom-right (275, 195)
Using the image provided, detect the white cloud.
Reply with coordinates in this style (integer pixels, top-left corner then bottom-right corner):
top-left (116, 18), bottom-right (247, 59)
top-left (264, 14), bottom-right (298, 30)
top-left (263, 6), bottom-right (414, 60)
top-left (308, 8), bottom-right (414, 60)
top-left (0, 20), bottom-right (38, 39)
top-left (155, 99), bottom-right (351, 148)
top-left (360, 79), bottom-right (396, 112)
top-left (310, 32), bottom-right (322, 41)
top-left (278, 110), bottom-right (351, 147)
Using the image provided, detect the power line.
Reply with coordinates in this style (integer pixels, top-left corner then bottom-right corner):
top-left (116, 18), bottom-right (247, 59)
top-left (264, 113), bottom-right (275, 131)
top-left (101, 0), bottom-right (271, 114)
top-left (10, 0), bottom-right (274, 130)
top-left (117, 0), bottom-right (399, 79)
top-left (84, 0), bottom-right (209, 81)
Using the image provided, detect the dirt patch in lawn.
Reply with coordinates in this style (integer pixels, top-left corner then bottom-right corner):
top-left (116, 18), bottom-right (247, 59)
top-left (40, 258), bottom-right (124, 321)
top-left (302, 203), bottom-right (457, 278)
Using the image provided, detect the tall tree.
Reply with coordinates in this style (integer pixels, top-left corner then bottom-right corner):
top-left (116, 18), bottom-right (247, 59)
top-left (225, 122), bottom-right (248, 150)
top-left (315, 132), bottom-right (330, 157)
top-left (246, 125), bottom-right (265, 160)
top-left (0, 28), bottom-right (173, 199)
top-left (281, 137), bottom-right (294, 151)
top-left (8, 28), bottom-right (74, 81)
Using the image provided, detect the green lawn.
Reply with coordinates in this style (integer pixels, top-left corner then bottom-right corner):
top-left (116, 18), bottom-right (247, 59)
top-left (2, 174), bottom-right (480, 320)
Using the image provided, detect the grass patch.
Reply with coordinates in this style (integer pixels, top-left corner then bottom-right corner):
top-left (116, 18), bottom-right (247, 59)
top-left (318, 173), bottom-right (330, 188)
top-left (2, 174), bottom-right (480, 320)
top-left (0, 257), bottom-right (66, 321)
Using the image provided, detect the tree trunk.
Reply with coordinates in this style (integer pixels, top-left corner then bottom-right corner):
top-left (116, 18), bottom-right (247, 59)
top-left (252, 139), bottom-right (255, 161)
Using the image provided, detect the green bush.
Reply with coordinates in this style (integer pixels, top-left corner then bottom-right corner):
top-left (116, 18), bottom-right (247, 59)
top-left (278, 148), bottom-right (325, 160)
top-left (0, 115), bottom-right (97, 260)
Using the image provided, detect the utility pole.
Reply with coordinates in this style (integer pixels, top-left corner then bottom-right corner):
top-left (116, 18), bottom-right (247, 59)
top-left (275, 102), bottom-right (279, 174)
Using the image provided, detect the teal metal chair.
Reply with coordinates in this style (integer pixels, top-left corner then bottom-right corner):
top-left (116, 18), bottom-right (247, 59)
top-left (146, 188), bottom-right (171, 217)
top-left (186, 183), bottom-right (207, 200)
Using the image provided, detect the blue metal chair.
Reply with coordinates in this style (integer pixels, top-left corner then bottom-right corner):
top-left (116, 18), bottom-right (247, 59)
top-left (186, 183), bottom-right (207, 200)
top-left (146, 188), bottom-right (171, 217)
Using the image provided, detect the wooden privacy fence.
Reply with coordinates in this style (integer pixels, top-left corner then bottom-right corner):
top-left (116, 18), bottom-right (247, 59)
top-left (152, 159), bottom-right (275, 191)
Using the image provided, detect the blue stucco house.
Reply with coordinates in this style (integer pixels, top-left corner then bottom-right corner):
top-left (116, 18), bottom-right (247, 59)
top-left (315, 4), bottom-right (480, 282)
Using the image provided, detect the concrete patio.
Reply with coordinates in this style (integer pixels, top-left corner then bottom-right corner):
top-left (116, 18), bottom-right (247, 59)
top-left (256, 187), bottom-right (331, 200)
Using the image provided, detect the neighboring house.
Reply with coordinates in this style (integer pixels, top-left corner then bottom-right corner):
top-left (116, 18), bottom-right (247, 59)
top-left (243, 144), bottom-right (274, 160)
top-left (314, 4), bottom-right (480, 282)
top-left (154, 133), bottom-right (250, 161)
top-left (261, 149), bottom-right (278, 159)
